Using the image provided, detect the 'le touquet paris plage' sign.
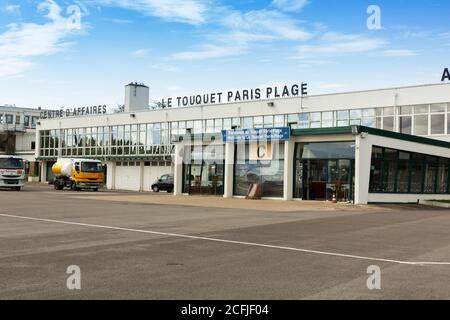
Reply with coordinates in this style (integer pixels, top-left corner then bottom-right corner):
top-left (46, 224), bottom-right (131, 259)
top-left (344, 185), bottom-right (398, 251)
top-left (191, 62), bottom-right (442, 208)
top-left (161, 83), bottom-right (308, 108)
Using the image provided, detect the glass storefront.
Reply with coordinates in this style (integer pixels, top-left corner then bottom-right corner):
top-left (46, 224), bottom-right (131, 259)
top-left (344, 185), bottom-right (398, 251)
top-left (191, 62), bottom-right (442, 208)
top-left (294, 142), bottom-right (355, 201)
top-left (182, 145), bottom-right (224, 196)
top-left (234, 142), bottom-right (285, 198)
top-left (369, 146), bottom-right (450, 194)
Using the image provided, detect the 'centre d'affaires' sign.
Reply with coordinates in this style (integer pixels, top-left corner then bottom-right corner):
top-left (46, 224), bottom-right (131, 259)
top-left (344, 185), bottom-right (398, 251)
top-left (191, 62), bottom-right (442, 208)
top-left (40, 105), bottom-right (108, 119)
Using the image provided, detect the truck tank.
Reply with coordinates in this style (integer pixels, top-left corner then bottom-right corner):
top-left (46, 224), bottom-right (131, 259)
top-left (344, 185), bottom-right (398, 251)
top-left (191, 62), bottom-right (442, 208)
top-left (52, 158), bottom-right (74, 177)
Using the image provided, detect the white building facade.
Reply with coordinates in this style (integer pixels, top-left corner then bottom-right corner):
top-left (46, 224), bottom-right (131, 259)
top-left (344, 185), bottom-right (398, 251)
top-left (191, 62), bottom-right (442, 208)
top-left (36, 82), bottom-right (450, 204)
top-left (1, 105), bottom-right (43, 179)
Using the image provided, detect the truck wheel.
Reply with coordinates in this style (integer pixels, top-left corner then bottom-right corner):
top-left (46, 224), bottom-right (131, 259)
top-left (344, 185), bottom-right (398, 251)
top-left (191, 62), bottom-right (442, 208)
top-left (93, 188), bottom-right (99, 192)
top-left (14, 187), bottom-right (21, 191)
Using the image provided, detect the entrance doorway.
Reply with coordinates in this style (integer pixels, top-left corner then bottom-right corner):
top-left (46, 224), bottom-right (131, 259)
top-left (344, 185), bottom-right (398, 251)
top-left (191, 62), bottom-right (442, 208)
top-left (183, 161), bottom-right (224, 196)
top-left (293, 142), bottom-right (356, 202)
top-left (295, 159), bottom-right (354, 201)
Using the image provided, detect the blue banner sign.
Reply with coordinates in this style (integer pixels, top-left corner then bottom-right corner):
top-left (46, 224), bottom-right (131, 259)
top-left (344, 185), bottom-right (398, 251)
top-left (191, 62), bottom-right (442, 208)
top-left (222, 127), bottom-right (291, 142)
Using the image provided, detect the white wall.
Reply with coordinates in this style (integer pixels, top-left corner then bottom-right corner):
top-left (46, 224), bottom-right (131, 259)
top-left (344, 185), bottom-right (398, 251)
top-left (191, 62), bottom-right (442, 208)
top-left (114, 165), bottom-right (141, 191)
top-left (38, 83), bottom-right (450, 132)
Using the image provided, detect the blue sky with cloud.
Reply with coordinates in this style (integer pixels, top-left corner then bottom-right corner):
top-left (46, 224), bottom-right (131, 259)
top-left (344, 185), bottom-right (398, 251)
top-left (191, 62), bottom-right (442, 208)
top-left (0, 0), bottom-right (449, 109)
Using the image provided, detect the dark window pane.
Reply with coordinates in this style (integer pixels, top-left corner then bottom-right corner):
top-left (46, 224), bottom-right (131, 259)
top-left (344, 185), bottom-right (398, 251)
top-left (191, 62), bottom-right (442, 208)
top-left (396, 160), bottom-right (409, 193)
top-left (431, 114), bottom-right (445, 135)
top-left (437, 159), bottom-right (449, 194)
top-left (400, 116), bottom-right (412, 134)
top-left (410, 161), bottom-right (424, 193)
top-left (369, 159), bottom-right (383, 192)
top-left (424, 162), bottom-right (438, 194)
top-left (382, 161), bottom-right (397, 192)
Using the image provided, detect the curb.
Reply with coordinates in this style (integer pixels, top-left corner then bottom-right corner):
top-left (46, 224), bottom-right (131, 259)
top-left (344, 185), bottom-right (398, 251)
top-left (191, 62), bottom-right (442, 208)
top-left (420, 200), bottom-right (450, 209)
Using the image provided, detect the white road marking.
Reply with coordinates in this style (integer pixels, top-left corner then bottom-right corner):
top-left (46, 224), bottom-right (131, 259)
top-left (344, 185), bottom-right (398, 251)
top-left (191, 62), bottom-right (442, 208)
top-left (1, 213), bottom-right (449, 266)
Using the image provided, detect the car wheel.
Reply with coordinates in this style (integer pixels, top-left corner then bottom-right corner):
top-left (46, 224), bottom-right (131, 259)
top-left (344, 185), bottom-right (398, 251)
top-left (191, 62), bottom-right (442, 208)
top-left (93, 188), bottom-right (99, 192)
top-left (15, 187), bottom-right (21, 191)
top-left (152, 186), bottom-right (159, 192)
top-left (167, 188), bottom-right (173, 193)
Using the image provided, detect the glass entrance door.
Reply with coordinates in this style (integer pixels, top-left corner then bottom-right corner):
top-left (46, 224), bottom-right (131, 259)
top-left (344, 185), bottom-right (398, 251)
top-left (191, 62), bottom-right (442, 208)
top-left (183, 161), bottom-right (224, 196)
top-left (294, 159), bottom-right (354, 201)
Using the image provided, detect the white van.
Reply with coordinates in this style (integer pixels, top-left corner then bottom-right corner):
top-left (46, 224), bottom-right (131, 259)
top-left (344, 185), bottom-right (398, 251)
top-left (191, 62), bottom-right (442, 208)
top-left (0, 155), bottom-right (26, 191)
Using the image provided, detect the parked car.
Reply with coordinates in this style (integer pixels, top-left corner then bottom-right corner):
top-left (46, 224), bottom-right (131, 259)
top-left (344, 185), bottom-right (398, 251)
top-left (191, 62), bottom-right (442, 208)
top-left (151, 174), bottom-right (174, 193)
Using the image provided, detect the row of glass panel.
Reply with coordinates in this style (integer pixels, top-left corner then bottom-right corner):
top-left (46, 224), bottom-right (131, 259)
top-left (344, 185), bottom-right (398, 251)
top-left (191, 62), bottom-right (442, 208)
top-left (369, 146), bottom-right (450, 194)
top-left (39, 103), bottom-right (450, 157)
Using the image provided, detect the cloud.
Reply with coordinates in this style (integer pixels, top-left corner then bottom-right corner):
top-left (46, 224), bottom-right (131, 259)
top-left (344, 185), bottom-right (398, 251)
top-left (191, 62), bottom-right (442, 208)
top-left (151, 63), bottom-right (180, 72)
top-left (292, 32), bottom-right (387, 59)
top-left (171, 44), bottom-right (246, 61)
top-left (272, 0), bottom-right (309, 12)
top-left (382, 49), bottom-right (418, 57)
top-left (104, 18), bottom-right (133, 24)
top-left (0, 0), bottom-right (85, 77)
top-left (221, 9), bottom-right (313, 42)
top-left (131, 49), bottom-right (150, 57)
top-left (90, 0), bottom-right (208, 25)
top-left (4, 4), bottom-right (21, 14)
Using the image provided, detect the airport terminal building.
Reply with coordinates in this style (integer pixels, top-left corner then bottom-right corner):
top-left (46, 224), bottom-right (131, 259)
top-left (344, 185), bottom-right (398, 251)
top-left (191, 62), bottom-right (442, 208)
top-left (36, 82), bottom-right (450, 204)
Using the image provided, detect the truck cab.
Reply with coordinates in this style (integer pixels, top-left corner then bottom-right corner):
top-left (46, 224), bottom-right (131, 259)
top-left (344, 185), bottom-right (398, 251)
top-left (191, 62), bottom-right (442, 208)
top-left (53, 158), bottom-right (104, 191)
top-left (0, 155), bottom-right (26, 191)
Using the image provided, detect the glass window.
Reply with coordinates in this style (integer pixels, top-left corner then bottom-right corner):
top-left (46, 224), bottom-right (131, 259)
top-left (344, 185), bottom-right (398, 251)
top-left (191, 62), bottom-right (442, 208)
top-left (5, 114), bottom-right (13, 124)
top-left (424, 158), bottom-right (438, 194)
top-left (383, 107), bottom-right (394, 116)
top-left (383, 117), bottom-right (394, 131)
top-left (350, 109), bottom-right (362, 119)
top-left (414, 115), bottom-right (428, 135)
top-left (287, 114), bottom-right (298, 124)
top-left (24, 116), bottom-right (30, 127)
top-left (410, 161), bottom-right (424, 193)
top-left (362, 109), bottom-right (375, 117)
top-left (310, 112), bottom-right (321, 122)
top-left (431, 114), bottom-right (445, 135)
top-left (243, 117), bottom-right (253, 129)
top-left (400, 106), bottom-right (413, 115)
top-left (223, 118), bottom-right (232, 130)
top-left (415, 105), bottom-right (429, 114)
top-left (193, 120), bottom-right (202, 134)
top-left (382, 160), bottom-right (397, 193)
top-left (431, 104), bottom-right (446, 113)
top-left (263, 115), bottom-right (273, 128)
top-left (205, 119), bottom-right (214, 133)
top-left (337, 110), bottom-right (349, 120)
top-left (300, 142), bottom-right (356, 159)
top-left (274, 115), bottom-right (284, 127)
top-left (254, 116), bottom-right (263, 128)
top-left (234, 143), bottom-right (285, 198)
top-left (214, 119), bottom-right (223, 132)
top-left (322, 112), bottom-right (333, 121)
top-left (437, 159), bottom-right (449, 193)
top-left (396, 152), bottom-right (410, 193)
top-left (232, 117), bottom-right (240, 128)
top-left (448, 113), bottom-right (450, 135)
top-left (400, 116), bottom-right (412, 134)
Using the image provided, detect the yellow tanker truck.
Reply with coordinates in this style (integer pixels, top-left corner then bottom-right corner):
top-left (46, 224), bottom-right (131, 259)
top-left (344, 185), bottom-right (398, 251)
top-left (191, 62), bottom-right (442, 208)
top-left (52, 158), bottom-right (104, 191)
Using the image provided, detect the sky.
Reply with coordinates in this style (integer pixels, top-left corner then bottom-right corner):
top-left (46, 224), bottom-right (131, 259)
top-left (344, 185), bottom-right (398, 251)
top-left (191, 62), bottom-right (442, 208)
top-left (0, 0), bottom-right (449, 109)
